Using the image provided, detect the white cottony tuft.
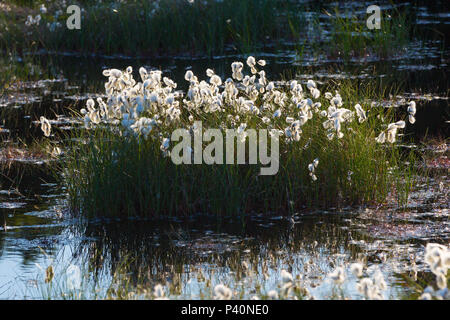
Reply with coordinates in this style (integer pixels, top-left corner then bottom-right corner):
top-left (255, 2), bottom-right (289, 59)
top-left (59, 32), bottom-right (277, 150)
top-left (40, 116), bottom-right (51, 137)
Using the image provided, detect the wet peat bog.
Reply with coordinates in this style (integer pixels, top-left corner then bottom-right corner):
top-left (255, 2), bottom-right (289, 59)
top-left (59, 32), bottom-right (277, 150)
top-left (0, 1), bottom-right (449, 300)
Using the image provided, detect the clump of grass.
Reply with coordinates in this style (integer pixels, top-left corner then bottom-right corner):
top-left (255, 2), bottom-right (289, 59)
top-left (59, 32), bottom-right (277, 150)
top-left (48, 59), bottom-right (419, 219)
top-left (1, 0), bottom-right (304, 57)
top-left (326, 6), bottom-right (413, 59)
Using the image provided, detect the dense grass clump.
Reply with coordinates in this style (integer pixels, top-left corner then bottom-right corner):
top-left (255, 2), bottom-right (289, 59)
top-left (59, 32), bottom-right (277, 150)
top-left (326, 7), bottom-right (413, 59)
top-left (54, 60), bottom-right (417, 219)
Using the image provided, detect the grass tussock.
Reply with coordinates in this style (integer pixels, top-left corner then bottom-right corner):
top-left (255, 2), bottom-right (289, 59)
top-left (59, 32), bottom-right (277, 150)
top-left (325, 6), bottom-right (413, 59)
top-left (54, 60), bottom-right (419, 219)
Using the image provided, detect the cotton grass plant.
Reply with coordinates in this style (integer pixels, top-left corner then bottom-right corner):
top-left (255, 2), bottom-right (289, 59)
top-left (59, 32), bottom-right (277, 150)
top-left (326, 6), bottom-right (413, 59)
top-left (40, 56), bottom-right (420, 219)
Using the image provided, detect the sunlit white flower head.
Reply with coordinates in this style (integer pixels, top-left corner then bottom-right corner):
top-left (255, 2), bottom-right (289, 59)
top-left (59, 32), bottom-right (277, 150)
top-left (246, 56), bottom-right (258, 74)
top-left (210, 75), bottom-right (222, 86)
top-left (307, 158), bottom-right (319, 181)
top-left (407, 101), bottom-right (416, 115)
top-left (51, 147), bottom-right (62, 157)
top-left (307, 80), bottom-right (316, 90)
top-left (312, 158), bottom-right (319, 168)
top-left (310, 87), bottom-right (320, 99)
top-left (237, 123), bottom-right (247, 135)
top-left (40, 116), bottom-right (51, 137)
top-left (139, 67), bottom-right (148, 80)
top-left (246, 56), bottom-right (256, 68)
top-left (40, 4), bottom-right (47, 14)
top-left (257, 59), bottom-right (266, 66)
top-left (163, 77), bottom-right (177, 89)
top-left (354, 104), bottom-right (367, 123)
top-left (330, 94), bottom-right (343, 107)
top-left (184, 70), bottom-right (194, 81)
top-left (165, 94), bottom-right (175, 105)
top-left (286, 117), bottom-right (294, 123)
top-left (376, 120), bottom-right (406, 144)
top-left (375, 131), bottom-right (386, 143)
top-left (407, 101), bottom-right (416, 124)
top-left (231, 62), bottom-right (244, 81)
